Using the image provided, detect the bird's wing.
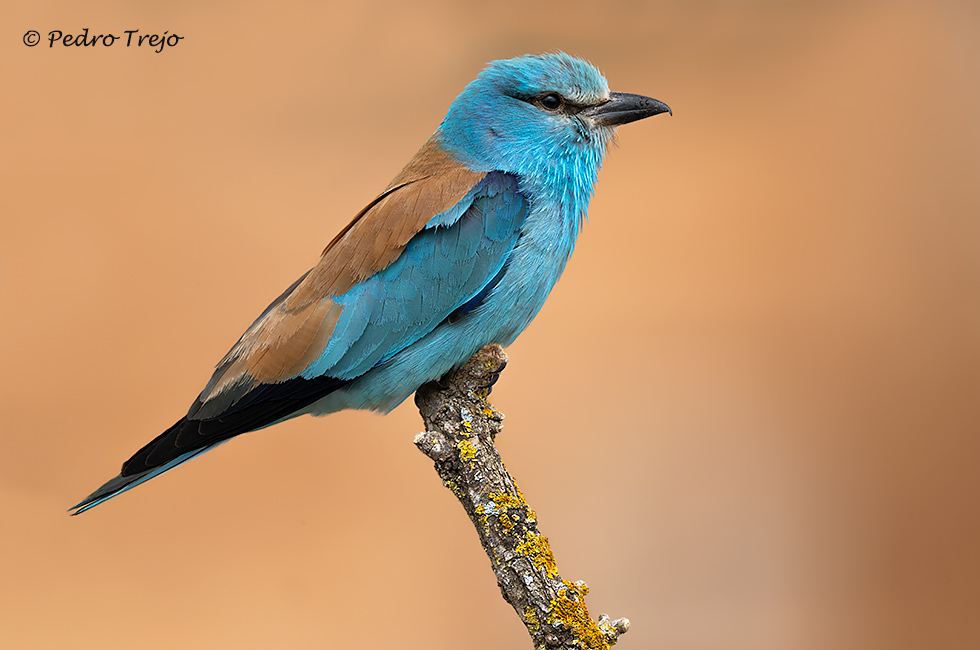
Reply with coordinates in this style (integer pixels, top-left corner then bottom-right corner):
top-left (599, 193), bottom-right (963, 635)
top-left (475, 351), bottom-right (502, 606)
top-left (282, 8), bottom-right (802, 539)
top-left (71, 138), bottom-right (528, 513)
top-left (193, 138), bottom-right (529, 413)
top-left (194, 136), bottom-right (490, 409)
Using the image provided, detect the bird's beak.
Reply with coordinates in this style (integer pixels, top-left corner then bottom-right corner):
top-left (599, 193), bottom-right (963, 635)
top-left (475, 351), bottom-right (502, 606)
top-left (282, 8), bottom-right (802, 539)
top-left (583, 92), bottom-right (672, 126)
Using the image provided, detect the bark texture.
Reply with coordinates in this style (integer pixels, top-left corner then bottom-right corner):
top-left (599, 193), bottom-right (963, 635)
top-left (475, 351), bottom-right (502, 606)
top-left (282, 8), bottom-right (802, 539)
top-left (414, 344), bottom-right (629, 649)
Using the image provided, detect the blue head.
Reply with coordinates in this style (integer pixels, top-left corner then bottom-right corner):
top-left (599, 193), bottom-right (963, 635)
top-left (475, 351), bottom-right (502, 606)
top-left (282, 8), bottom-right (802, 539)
top-left (438, 53), bottom-right (670, 192)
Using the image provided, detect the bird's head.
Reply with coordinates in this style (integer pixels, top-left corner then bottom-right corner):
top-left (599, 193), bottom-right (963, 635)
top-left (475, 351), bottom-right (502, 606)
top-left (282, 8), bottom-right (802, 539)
top-left (438, 53), bottom-right (670, 179)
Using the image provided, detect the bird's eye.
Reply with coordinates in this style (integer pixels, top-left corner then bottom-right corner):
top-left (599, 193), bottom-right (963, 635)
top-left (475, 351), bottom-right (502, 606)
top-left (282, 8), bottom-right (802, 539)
top-left (538, 93), bottom-right (563, 111)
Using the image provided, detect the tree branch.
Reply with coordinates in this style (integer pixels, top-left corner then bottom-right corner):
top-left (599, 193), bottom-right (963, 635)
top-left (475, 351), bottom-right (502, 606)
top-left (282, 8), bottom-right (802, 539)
top-left (414, 344), bottom-right (630, 649)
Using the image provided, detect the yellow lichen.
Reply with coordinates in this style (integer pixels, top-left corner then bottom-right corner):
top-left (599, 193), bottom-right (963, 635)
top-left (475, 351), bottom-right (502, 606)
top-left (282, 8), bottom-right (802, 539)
top-left (489, 491), bottom-right (525, 511)
top-left (501, 482), bottom-right (535, 523)
top-left (515, 531), bottom-right (559, 579)
top-left (524, 605), bottom-right (541, 635)
top-left (472, 504), bottom-right (491, 538)
top-left (548, 580), bottom-right (611, 649)
top-left (442, 477), bottom-right (465, 499)
top-left (457, 439), bottom-right (477, 462)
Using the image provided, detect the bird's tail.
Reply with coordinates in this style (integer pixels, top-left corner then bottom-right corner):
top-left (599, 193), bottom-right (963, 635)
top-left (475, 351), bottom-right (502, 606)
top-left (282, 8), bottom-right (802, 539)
top-left (69, 374), bottom-right (350, 515)
top-left (67, 443), bottom-right (225, 515)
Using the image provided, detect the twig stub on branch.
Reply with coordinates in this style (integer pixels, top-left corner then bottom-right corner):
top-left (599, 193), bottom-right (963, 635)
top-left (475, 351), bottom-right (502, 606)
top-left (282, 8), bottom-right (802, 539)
top-left (414, 344), bottom-right (629, 649)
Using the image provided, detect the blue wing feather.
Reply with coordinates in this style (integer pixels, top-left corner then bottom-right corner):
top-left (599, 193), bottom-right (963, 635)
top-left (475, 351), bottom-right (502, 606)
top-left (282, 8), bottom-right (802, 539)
top-left (302, 172), bottom-right (527, 380)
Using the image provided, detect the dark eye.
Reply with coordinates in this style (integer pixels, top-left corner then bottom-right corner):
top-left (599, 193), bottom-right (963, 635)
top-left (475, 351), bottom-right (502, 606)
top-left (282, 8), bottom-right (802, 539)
top-left (539, 93), bottom-right (563, 111)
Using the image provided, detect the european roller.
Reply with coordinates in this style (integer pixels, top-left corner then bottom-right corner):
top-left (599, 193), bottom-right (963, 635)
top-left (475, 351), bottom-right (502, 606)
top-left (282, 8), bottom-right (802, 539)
top-left (70, 53), bottom-right (670, 514)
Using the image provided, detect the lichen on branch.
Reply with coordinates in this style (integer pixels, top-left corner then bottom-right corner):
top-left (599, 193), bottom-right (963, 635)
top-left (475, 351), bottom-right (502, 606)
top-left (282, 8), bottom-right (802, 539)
top-left (414, 344), bottom-right (629, 649)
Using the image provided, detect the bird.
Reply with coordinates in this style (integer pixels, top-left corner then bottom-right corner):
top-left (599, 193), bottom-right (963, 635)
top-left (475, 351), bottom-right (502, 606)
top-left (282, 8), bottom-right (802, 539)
top-left (69, 52), bottom-right (670, 515)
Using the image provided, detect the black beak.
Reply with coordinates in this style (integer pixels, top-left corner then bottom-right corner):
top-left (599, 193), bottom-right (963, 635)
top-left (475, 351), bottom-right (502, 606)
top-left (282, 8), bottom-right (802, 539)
top-left (583, 92), bottom-right (672, 127)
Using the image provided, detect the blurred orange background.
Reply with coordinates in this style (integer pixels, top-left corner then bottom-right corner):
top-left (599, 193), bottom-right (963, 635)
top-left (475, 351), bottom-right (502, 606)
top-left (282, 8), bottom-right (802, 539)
top-left (2, 2), bottom-right (978, 649)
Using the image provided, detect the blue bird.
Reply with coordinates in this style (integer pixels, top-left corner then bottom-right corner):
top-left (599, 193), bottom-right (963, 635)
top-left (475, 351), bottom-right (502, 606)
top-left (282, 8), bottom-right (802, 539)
top-left (70, 53), bottom-right (670, 514)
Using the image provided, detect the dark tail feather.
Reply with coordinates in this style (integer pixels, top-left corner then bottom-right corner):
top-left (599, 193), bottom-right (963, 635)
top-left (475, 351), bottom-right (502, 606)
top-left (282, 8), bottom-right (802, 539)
top-left (68, 442), bottom-right (226, 515)
top-left (69, 374), bottom-right (350, 515)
